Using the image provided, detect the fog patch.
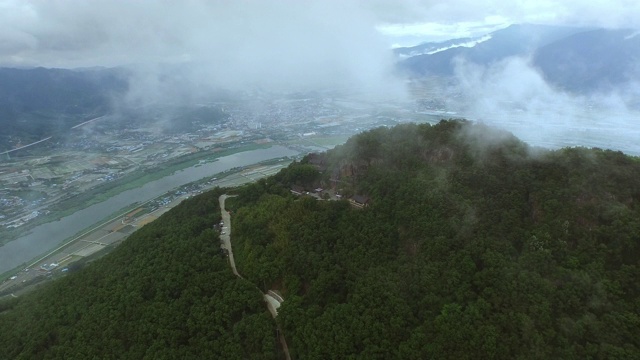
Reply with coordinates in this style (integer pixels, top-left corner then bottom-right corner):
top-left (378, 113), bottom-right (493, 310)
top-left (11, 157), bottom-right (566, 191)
top-left (450, 57), bottom-right (640, 155)
top-left (0, 1), bottom-right (408, 104)
top-left (454, 120), bottom-right (535, 164)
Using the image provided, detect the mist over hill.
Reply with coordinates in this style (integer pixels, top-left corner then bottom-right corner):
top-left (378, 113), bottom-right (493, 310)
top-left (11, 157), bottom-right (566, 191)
top-left (397, 24), bottom-right (640, 155)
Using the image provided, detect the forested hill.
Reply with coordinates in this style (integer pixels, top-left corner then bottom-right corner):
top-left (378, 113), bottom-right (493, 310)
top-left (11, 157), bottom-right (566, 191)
top-left (229, 120), bottom-right (640, 359)
top-left (1, 120), bottom-right (639, 359)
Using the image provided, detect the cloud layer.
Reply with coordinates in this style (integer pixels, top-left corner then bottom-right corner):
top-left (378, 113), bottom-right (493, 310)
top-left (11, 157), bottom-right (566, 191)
top-left (370, 0), bottom-right (640, 27)
top-left (450, 57), bottom-right (640, 155)
top-left (374, 0), bottom-right (640, 44)
top-left (0, 0), bottom-right (407, 97)
top-left (4, 0), bottom-right (639, 68)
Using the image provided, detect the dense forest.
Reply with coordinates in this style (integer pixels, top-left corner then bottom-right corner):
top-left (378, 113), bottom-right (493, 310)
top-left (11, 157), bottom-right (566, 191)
top-left (229, 120), bottom-right (640, 359)
top-left (0, 188), bottom-right (279, 359)
top-left (1, 120), bottom-right (639, 359)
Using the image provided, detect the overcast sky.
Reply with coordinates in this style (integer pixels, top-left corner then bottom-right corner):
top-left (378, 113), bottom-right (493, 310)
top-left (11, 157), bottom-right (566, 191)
top-left (1, 0), bottom-right (638, 69)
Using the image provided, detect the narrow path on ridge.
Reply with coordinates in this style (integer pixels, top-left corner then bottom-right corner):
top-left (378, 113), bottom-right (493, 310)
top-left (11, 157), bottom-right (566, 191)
top-left (218, 194), bottom-right (241, 278)
top-left (218, 194), bottom-right (291, 360)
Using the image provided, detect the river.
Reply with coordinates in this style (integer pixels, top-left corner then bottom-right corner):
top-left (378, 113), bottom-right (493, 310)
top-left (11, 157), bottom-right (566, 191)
top-left (0, 146), bottom-right (299, 273)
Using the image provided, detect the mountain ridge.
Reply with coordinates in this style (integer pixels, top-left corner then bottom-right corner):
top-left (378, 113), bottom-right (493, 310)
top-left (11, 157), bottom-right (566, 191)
top-left (398, 24), bottom-right (639, 94)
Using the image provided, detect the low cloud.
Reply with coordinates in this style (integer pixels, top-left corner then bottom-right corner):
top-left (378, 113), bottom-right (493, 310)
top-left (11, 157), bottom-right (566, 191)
top-left (450, 57), bottom-right (640, 155)
top-left (0, 0), bottom-right (407, 101)
top-left (369, 0), bottom-right (640, 29)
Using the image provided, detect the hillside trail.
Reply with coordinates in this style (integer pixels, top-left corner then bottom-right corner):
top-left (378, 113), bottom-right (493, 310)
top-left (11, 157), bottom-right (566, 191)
top-left (219, 194), bottom-right (291, 360)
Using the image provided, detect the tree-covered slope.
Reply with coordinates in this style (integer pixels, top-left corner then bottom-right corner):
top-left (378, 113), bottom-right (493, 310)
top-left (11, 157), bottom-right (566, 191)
top-left (227, 120), bottom-right (640, 359)
top-left (1, 120), bottom-right (639, 359)
top-left (0, 188), bottom-right (278, 359)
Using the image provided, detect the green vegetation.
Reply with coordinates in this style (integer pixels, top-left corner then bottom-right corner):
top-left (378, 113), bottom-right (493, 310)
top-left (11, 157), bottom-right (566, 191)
top-left (48, 143), bottom-right (272, 213)
top-left (0, 188), bottom-right (278, 359)
top-left (229, 120), bottom-right (640, 359)
top-left (1, 120), bottom-right (639, 359)
top-left (9, 190), bottom-right (47, 202)
top-left (286, 135), bottom-right (350, 147)
top-left (0, 143), bottom-right (273, 245)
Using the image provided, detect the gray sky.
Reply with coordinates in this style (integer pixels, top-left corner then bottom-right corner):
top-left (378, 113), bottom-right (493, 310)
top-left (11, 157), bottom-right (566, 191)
top-left (1, 0), bottom-right (637, 68)
top-left (374, 0), bottom-right (640, 45)
top-left (368, 0), bottom-right (640, 26)
top-left (0, 0), bottom-right (402, 96)
top-left (1, 0), bottom-right (388, 68)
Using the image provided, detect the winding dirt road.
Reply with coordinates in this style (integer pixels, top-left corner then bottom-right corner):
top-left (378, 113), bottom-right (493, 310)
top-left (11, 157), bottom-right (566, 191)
top-left (219, 194), bottom-right (241, 278)
top-left (218, 194), bottom-right (291, 360)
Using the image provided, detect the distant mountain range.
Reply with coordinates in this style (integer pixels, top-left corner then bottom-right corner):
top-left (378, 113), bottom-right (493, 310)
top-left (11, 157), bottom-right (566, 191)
top-left (0, 67), bottom-right (128, 151)
top-left (534, 28), bottom-right (640, 92)
top-left (0, 67), bottom-right (128, 115)
top-left (398, 24), bottom-right (640, 93)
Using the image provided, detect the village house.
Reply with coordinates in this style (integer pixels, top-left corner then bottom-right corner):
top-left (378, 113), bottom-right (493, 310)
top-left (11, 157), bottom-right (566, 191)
top-left (349, 195), bottom-right (370, 208)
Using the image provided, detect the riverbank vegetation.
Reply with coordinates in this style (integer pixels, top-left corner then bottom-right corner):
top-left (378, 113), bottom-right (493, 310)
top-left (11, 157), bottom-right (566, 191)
top-left (0, 142), bottom-right (272, 246)
top-left (1, 120), bottom-right (638, 358)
